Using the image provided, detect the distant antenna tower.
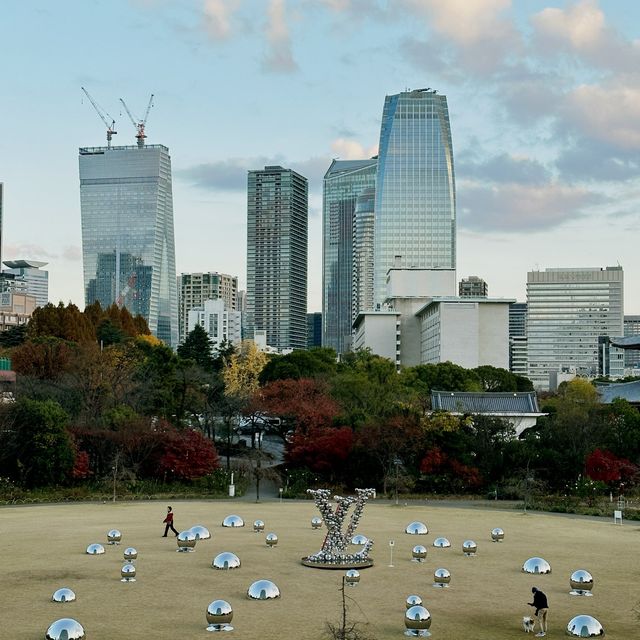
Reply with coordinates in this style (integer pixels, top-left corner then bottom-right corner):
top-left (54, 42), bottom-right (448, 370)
top-left (81, 87), bottom-right (117, 147)
top-left (119, 94), bottom-right (154, 148)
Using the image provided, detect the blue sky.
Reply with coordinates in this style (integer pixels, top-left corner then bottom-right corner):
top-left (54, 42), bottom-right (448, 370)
top-left (2, 0), bottom-right (640, 313)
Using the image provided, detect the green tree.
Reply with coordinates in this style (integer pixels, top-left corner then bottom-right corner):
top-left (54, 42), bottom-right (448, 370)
top-left (0, 323), bottom-right (28, 347)
top-left (177, 324), bottom-right (215, 371)
top-left (402, 362), bottom-right (482, 395)
top-left (473, 365), bottom-right (518, 392)
top-left (259, 347), bottom-right (337, 383)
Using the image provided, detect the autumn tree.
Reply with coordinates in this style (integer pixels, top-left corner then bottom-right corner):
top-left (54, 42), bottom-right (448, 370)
top-left (152, 428), bottom-right (220, 481)
top-left (11, 337), bottom-right (75, 380)
top-left (585, 449), bottom-right (637, 486)
top-left (223, 340), bottom-right (268, 400)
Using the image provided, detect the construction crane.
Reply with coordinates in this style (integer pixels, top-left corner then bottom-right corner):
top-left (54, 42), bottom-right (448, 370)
top-left (81, 87), bottom-right (117, 147)
top-left (119, 94), bottom-right (154, 148)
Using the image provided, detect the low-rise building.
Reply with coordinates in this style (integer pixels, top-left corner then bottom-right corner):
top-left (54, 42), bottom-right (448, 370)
top-left (187, 298), bottom-right (241, 354)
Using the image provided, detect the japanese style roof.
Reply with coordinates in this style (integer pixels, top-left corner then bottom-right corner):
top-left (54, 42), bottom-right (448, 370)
top-left (597, 380), bottom-right (640, 404)
top-left (609, 336), bottom-right (640, 350)
top-left (431, 391), bottom-right (542, 414)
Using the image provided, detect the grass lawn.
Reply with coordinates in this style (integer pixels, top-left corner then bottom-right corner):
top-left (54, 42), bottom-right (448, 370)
top-left (2, 499), bottom-right (637, 639)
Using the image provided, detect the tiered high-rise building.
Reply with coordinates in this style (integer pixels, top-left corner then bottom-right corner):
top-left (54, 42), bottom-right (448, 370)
top-left (247, 166), bottom-right (308, 351)
top-left (79, 144), bottom-right (179, 347)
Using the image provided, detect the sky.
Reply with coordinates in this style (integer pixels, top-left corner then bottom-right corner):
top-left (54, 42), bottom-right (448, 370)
top-left (1, 0), bottom-right (640, 314)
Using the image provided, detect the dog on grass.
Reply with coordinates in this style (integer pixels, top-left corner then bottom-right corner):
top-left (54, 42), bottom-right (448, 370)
top-left (522, 616), bottom-right (535, 633)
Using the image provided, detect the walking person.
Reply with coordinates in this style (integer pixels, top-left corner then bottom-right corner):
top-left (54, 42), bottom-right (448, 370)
top-left (162, 506), bottom-right (179, 537)
top-left (528, 587), bottom-right (549, 637)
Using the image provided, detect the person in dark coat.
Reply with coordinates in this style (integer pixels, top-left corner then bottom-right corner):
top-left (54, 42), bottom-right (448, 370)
top-left (528, 587), bottom-right (549, 637)
top-left (162, 506), bottom-right (179, 537)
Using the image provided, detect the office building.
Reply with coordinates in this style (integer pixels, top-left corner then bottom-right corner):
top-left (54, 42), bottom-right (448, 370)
top-left (624, 316), bottom-right (640, 370)
top-left (0, 291), bottom-right (36, 332)
top-left (526, 267), bottom-right (624, 389)
top-left (0, 183), bottom-right (3, 267)
top-left (459, 276), bottom-right (488, 297)
top-left (79, 144), bottom-right (179, 347)
top-left (373, 89), bottom-right (456, 304)
top-left (307, 312), bottom-right (322, 349)
top-left (178, 272), bottom-right (238, 342)
top-left (322, 159), bottom-right (376, 354)
top-left (352, 186), bottom-right (376, 323)
top-left (187, 298), bottom-right (242, 354)
top-left (2, 260), bottom-right (49, 308)
top-left (509, 302), bottom-right (528, 376)
top-left (247, 166), bottom-right (308, 351)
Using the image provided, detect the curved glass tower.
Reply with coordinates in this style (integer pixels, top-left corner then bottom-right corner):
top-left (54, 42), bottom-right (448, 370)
top-left (373, 89), bottom-right (456, 303)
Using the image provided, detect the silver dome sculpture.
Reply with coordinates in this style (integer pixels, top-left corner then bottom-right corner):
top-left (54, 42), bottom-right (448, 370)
top-left (206, 599), bottom-right (234, 632)
top-left (120, 563), bottom-right (136, 582)
top-left (52, 588), bottom-right (76, 603)
top-left (412, 545), bottom-right (428, 562)
top-left (462, 540), bottom-right (477, 556)
top-left (433, 567), bottom-right (451, 588)
top-left (212, 552), bottom-right (241, 570)
top-left (404, 605), bottom-right (432, 637)
top-left (176, 530), bottom-right (197, 552)
top-left (190, 525), bottom-right (211, 540)
top-left (222, 514), bottom-right (244, 528)
top-left (253, 520), bottom-right (265, 533)
top-left (247, 579), bottom-right (281, 600)
top-left (566, 614), bottom-right (604, 637)
top-left (491, 527), bottom-right (504, 542)
top-left (86, 543), bottom-right (105, 555)
top-left (107, 529), bottom-right (122, 545)
top-left (345, 569), bottom-right (360, 587)
top-left (405, 521), bottom-right (428, 535)
top-left (406, 595), bottom-right (423, 609)
top-left (433, 537), bottom-right (451, 548)
top-left (265, 532), bottom-right (278, 548)
top-left (311, 516), bottom-right (323, 530)
top-left (522, 557), bottom-right (551, 575)
top-left (123, 547), bottom-right (137, 562)
top-left (45, 618), bottom-right (85, 640)
top-left (351, 534), bottom-right (368, 545)
top-left (570, 569), bottom-right (594, 596)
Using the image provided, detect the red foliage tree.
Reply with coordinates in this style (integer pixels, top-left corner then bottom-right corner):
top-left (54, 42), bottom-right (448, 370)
top-left (285, 427), bottom-right (354, 479)
top-left (585, 448), bottom-right (637, 484)
top-left (154, 429), bottom-right (220, 481)
top-left (419, 446), bottom-right (483, 490)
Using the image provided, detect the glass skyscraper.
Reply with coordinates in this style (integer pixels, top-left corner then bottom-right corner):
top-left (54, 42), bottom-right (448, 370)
top-left (352, 186), bottom-right (376, 323)
top-left (79, 144), bottom-right (179, 347)
top-left (373, 89), bottom-right (456, 303)
top-left (247, 166), bottom-right (308, 351)
top-left (322, 159), bottom-right (377, 354)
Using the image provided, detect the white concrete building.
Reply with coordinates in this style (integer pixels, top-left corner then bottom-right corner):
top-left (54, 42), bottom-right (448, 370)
top-left (352, 309), bottom-right (402, 367)
top-left (187, 298), bottom-right (241, 354)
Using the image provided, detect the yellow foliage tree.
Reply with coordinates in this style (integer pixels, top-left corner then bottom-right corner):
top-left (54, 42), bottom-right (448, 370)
top-left (223, 340), bottom-right (268, 400)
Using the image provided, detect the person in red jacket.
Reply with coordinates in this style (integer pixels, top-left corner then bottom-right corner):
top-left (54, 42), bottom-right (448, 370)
top-left (162, 506), bottom-right (178, 537)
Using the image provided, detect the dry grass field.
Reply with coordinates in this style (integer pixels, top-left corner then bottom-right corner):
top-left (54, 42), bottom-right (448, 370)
top-left (2, 499), bottom-right (637, 639)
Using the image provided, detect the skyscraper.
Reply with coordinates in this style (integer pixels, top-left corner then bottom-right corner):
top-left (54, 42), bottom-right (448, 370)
top-left (2, 260), bottom-right (49, 308)
top-left (0, 183), bottom-right (3, 269)
top-left (322, 159), bottom-right (377, 354)
top-left (373, 89), bottom-right (456, 304)
top-left (79, 144), bottom-right (178, 347)
top-left (352, 186), bottom-right (376, 322)
top-left (247, 166), bottom-right (308, 351)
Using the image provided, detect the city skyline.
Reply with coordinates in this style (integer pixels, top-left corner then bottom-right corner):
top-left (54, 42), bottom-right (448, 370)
top-left (2, 1), bottom-right (640, 315)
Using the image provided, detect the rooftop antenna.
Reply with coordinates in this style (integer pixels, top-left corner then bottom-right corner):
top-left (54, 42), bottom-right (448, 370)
top-left (119, 94), bottom-right (154, 148)
top-left (81, 87), bottom-right (117, 148)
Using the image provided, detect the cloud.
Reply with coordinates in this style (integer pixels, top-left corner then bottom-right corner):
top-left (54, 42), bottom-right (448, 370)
top-left (202, 0), bottom-right (240, 40)
top-left (263, 0), bottom-right (297, 73)
top-left (3, 244), bottom-right (57, 260)
top-left (62, 245), bottom-right (82, 261)
top-left (555, 138), bottom-right (640, 182)
top-left (458, 153), bottom-right (551, 185)
top-left (330, 138), bottom-right (377, 160)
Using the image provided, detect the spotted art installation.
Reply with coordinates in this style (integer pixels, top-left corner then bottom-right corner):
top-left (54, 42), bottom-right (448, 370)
top-left (302, 488), bottom-right (375, 569)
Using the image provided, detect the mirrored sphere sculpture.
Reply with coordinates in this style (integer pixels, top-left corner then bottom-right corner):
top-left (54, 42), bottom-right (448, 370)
top-left (222, 515), bottom-right (244, 528)
top-left (406, 595), bottom-right (423, 609)
top-left (433, 567), bottom-right (451, 588)
top-left (311, 517), bottom-right (323, 530)
top-left (52, 588), bottom-right (76, 603)
top-left (213, 552), bottom-right (241, 570)
top-left (345, 569), bottom-right (360, 587)
top-left (206, 599), bottom-right (234, 632)
top-left (566, 614), bottom-right (604, 637)
top-left (570, 569), bottom-right (594, 596)
top-left (405, 522), bottom-right (428, 535)
top-left (176, 530), bottom-right (197, 552)
top-left (45, 618), bottom-right (85, 640)
top-left (404, 605), bottom-right (432, 637)
top-left (522, 557), bottom-right (551, 575)
top-left (107, 529), bottom-right (122, 545)
top-left (247, 579), bottom-right (281, 600)
top-left (491, 527), bottom-right (504, 542)
top-left (462, 540), bottom-right (477, 556)
top-left (266, 533), bottom-right (278, 548)
top-left (123, 547), bottom-right (137, 562)
top-left (190, 525), bottom-right (211, 540)
top-left (121, 563), bottom-right (136, 582)
top-left (412, 545), bottom-right (428, 562)
top-left (351, 534), bottom-right (368, 545)
top-left (86, 543), bottom-right (105, 555)
top-left (253, 520), bottom-right (265, 533)
top-left (433, 537), bottom-right (451, 548)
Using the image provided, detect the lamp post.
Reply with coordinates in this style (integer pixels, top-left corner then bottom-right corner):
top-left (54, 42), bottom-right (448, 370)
top-left (394, 457), bottom-right (402, 506)
top-left (388, 539), bottom-right (395, 567)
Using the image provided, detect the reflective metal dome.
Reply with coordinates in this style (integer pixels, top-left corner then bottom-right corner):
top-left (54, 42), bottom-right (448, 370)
top-left (405, 605), bottom-right (432, 636)
top-left (311, 516), bottom-right (323, 530)
top-left (45, 618), bottom-right (85, 640)
top-left (247, 579), bottom-right (281, 600)
top-left (345, 569), bottom-right (360, 586)
top-left (433, 567), bottom-right (451, 587)
top-left (566, 615), bottom-right (604, 637)
top-left (190, 525), bottom-right (211, 540)
top-left (121, 563), bottom-right (136, 582)
top-left (412, 545), bottom-right (428, 562)
top-left (433, 537), bottom-right (451, 548)
top-left (462, 540), bottom-right (477, 556)
top-left (206, 599), bottom-right (234, 632)
top-left (351, 534), bottom-right (368, 545)
top-left (253, 520), bottom-right (265, 533)
top-left (176, 530), bottom-right (197, 552)
top-left (491, 527), bottom-right (504, 542)
top-left (406, 595), bottom-right (423, 609)
top-left (52, 588), bottom-right (76, 603)
top-left (107, 529), bottom-right (122, 544)
top-left (86, 543), bottom-right (105, 555)
top-left (222, 514), bottom-right (245, 528)
top-left (265, 532), bottom-right (278, 548)
top-left (123, 547), bottom-right (137, 562)
top-left (570, 569), bottom-right (594, 595)
top-left (522, 557), bottom-right (551, 575)
top-left (405, 521), bottom-right (428, 535)
top-left (212, 552), bottom-right (241, 570)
